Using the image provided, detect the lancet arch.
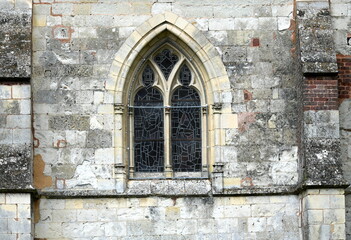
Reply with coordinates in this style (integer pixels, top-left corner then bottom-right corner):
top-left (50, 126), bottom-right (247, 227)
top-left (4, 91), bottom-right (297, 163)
top-left (109, 12), bottom-right (236, 183)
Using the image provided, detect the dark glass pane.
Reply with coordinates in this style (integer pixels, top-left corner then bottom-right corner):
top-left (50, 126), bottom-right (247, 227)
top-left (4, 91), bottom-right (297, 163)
top-left (134, 86), bottom-right (164, 172)
top-left (142, 65), bottom-right (154, 87)
top-left (154, 49), bottom-right (178, 80)
top-left (179, 65), bottom-right (191, 86)
top-left (171, 87), bottom-right (201, 172)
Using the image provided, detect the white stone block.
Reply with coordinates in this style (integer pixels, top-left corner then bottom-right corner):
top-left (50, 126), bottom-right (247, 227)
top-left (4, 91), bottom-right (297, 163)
top-left (0, 86), bottom-right (12, 99)
top-left (0, 205), bottom-right (16, 218)
top-left (0, 234), bottom-right (16, 240)
top-left (17, 234), bottom-right (32, 240)
top-left (77, 209), bottom-right (98, 222)
top-left (0, 219), bottom-right (8, 233)
top-left (18, 205), bottom-right (31, 219)
top-left (12, 129), bottom-right (32, 144)
top-left (104, 222), bottom-right (127, 237)
top-left (151, 3), bottom-right (172, 14)
top-left (324, 209), bottom-right (346, 224)
top-left (248, 217), bottom-right (267, 232)
top-left (0, 194), bottom-right (5, 203)
top-left (6, 115), bottom-right (31, 129)
top-left (209, 18), bottom-right (235, 31)
top-left (8, 218), bottom-right (31, 234)
top-left (5, 194), bottom-right (30, 204)
top-left (35, 223), bottom-right (63, 238)
top-left (40, 199), bottom-right (65, 210)
top-left (12, 85), bottom-right (31, 99)
top-left (19, 99), bottom-right (31, 115)
top-left (278, 17), bottom-right (291, 30)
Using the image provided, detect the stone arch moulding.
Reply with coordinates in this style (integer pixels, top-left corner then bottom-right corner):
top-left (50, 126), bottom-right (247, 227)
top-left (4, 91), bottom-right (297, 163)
top-left (108, 12), bottom-right (237, 193)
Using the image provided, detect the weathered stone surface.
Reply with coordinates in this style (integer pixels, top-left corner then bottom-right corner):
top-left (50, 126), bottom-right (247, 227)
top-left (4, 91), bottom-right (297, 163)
top-left (0, 144), bottom-right (31, 189)
top-left (296, 1), bottom-right (338, 74)
top-left (304, 139), bottom-right (347, 186)
top-left (49, 115), bottom-right (90, 131)
top-left (86, 129), bottom-right (112, 148)
top-left (0, 8), bottom-right (31, 78)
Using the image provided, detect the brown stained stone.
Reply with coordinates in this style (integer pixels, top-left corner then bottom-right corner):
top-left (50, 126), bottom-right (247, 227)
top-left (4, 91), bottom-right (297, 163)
top-left (243, 90), bottom-right (253, 101)
top-left (33, 199), bottom-right (40, 224)
top-left (238, 112), bottom-right (257, 133)
top-left (34, 154), bottom-right (53, 189)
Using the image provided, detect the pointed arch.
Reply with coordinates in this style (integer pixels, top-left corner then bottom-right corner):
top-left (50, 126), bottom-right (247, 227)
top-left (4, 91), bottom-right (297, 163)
top-left (107, 12), bottom-right (231, 106)
top-left (110, 12), bottom-right (237, 180)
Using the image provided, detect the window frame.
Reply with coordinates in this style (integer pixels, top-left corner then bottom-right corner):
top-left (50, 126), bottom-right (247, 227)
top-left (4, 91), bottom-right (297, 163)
top-left (127, 42), bottom-right (209, 179)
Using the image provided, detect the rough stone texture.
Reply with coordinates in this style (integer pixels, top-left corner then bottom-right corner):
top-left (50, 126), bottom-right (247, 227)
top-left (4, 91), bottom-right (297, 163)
top-left (31, 0), bottom-right (300, 192)
top-left (331, 0), bottom-right (351, 237)
top-left (0, 0), bottom-right (31, 78)
top-left (35, 195), bottom-right (300, 240)
top-left (0, 144), bottom-right (31, 189)
top-left (0, 85), bottom-right (32, 190)
top-left (297, 1), bottom-right (338, 74)
top-left (0, 0), bottom-right (348, 239)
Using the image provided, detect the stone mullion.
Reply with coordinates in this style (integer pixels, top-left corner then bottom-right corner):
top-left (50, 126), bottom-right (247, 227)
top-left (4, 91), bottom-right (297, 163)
top-left (201, 106), bottom-right (208, 176)
top-left (164, 107), bottom-right (173, 178)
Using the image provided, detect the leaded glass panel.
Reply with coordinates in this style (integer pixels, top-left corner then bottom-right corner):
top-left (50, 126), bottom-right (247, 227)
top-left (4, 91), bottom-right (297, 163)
top-left (154, 49), bottom-right (178, 80)
top-left (179, 64), bottom-right (191, 86)
top-left (171, 86), bottom-right (201, 172)
top-left (134, 67), bottom-right (164, 172)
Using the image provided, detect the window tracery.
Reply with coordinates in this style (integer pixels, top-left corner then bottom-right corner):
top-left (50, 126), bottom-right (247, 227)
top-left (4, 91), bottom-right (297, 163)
top-left (129, 45), bottom-right (207, 178)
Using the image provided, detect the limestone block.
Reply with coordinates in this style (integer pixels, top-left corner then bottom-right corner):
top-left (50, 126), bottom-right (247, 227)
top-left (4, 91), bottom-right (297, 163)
top-left (40, 199), bottom-right (65, 210)
top-left (8, 218), bottom-right (31, 234)
top-left (73, 4), bottom-right (91, 15)
top-left (248, 217), bottom-right (267, 232)
top-left (76, 209), bottom-right (97, 222)
top-left (104, 222), bottom-right (127, 237)
top-left (197, 219), bottom-right (217, 234)
top-left (5, 193), bottom-right (30, 204)
top-left (13, 129), bottom-right (31, 144)
top-left (251, 203), bottom-right (285, 217)
top-left (20, 100), bottom-right (31, 115)
top-left (17, 205), bottom-right (30, 219)
top-left (224, 205), bottom-right (251, 218)
top-left (52, 209), bottom-right (77, 222)
top-left (17, 234), bottom-right (31, 240)
top-left (33, 15), bottom-right (46, 27)
top-left (305, 194), bottom-right (330, 209)
top-left (0, 205), bottom-right (16, 218)
top-left (35, 223), bottom-right (63, 238)
top-left (0, 129), bottom-right (13, 144)
top-left (307, 210), bottom-right (323, 224)
top-left (0, 86), bottom-right (12, 99)
top-left (323, 209), bottom-right (346, 224)
top-left (208, 18), bottom-right (234, 31)
top-left (6, 115), bottom-right (31, 129)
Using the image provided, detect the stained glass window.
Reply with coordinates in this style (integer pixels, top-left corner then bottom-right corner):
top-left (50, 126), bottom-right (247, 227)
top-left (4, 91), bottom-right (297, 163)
top-left (134, 66), bottom-right (164, 172)
top-left (171, 65), bottom-right (201, 172)
top-left (132, 50), bottom-right (204, 176)
top-left (154, 49), bottom-right (178, 80)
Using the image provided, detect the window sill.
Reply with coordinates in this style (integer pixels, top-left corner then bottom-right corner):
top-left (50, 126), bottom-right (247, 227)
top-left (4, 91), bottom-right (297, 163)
top-left (126, 178), bottom-right (211, 196)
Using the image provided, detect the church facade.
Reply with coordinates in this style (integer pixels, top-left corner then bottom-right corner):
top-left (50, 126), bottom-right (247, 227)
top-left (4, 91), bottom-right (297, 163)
top-left (0, 0), bottom-right (351, 239)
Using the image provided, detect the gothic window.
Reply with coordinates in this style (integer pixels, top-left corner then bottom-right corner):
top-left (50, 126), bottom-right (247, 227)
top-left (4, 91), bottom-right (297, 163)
top-left (129, 46), bottom-right (207, 178)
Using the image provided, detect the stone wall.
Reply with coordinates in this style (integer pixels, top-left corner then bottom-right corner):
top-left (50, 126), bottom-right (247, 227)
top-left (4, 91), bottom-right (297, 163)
top-left (32, 0), bottom-right (299, 194)
top-left (301, 189), bottom-right (346, 240)
top-left (330, 0), bottom-right (351, 238)
top-left (0, 193), bottom-right (32, 240)
top-left (0, 84), bottom-right (32, 189)
top-left (35, 195), bottom-right (300, 239)
top-left (0, 0), bottom-right (31, 78)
